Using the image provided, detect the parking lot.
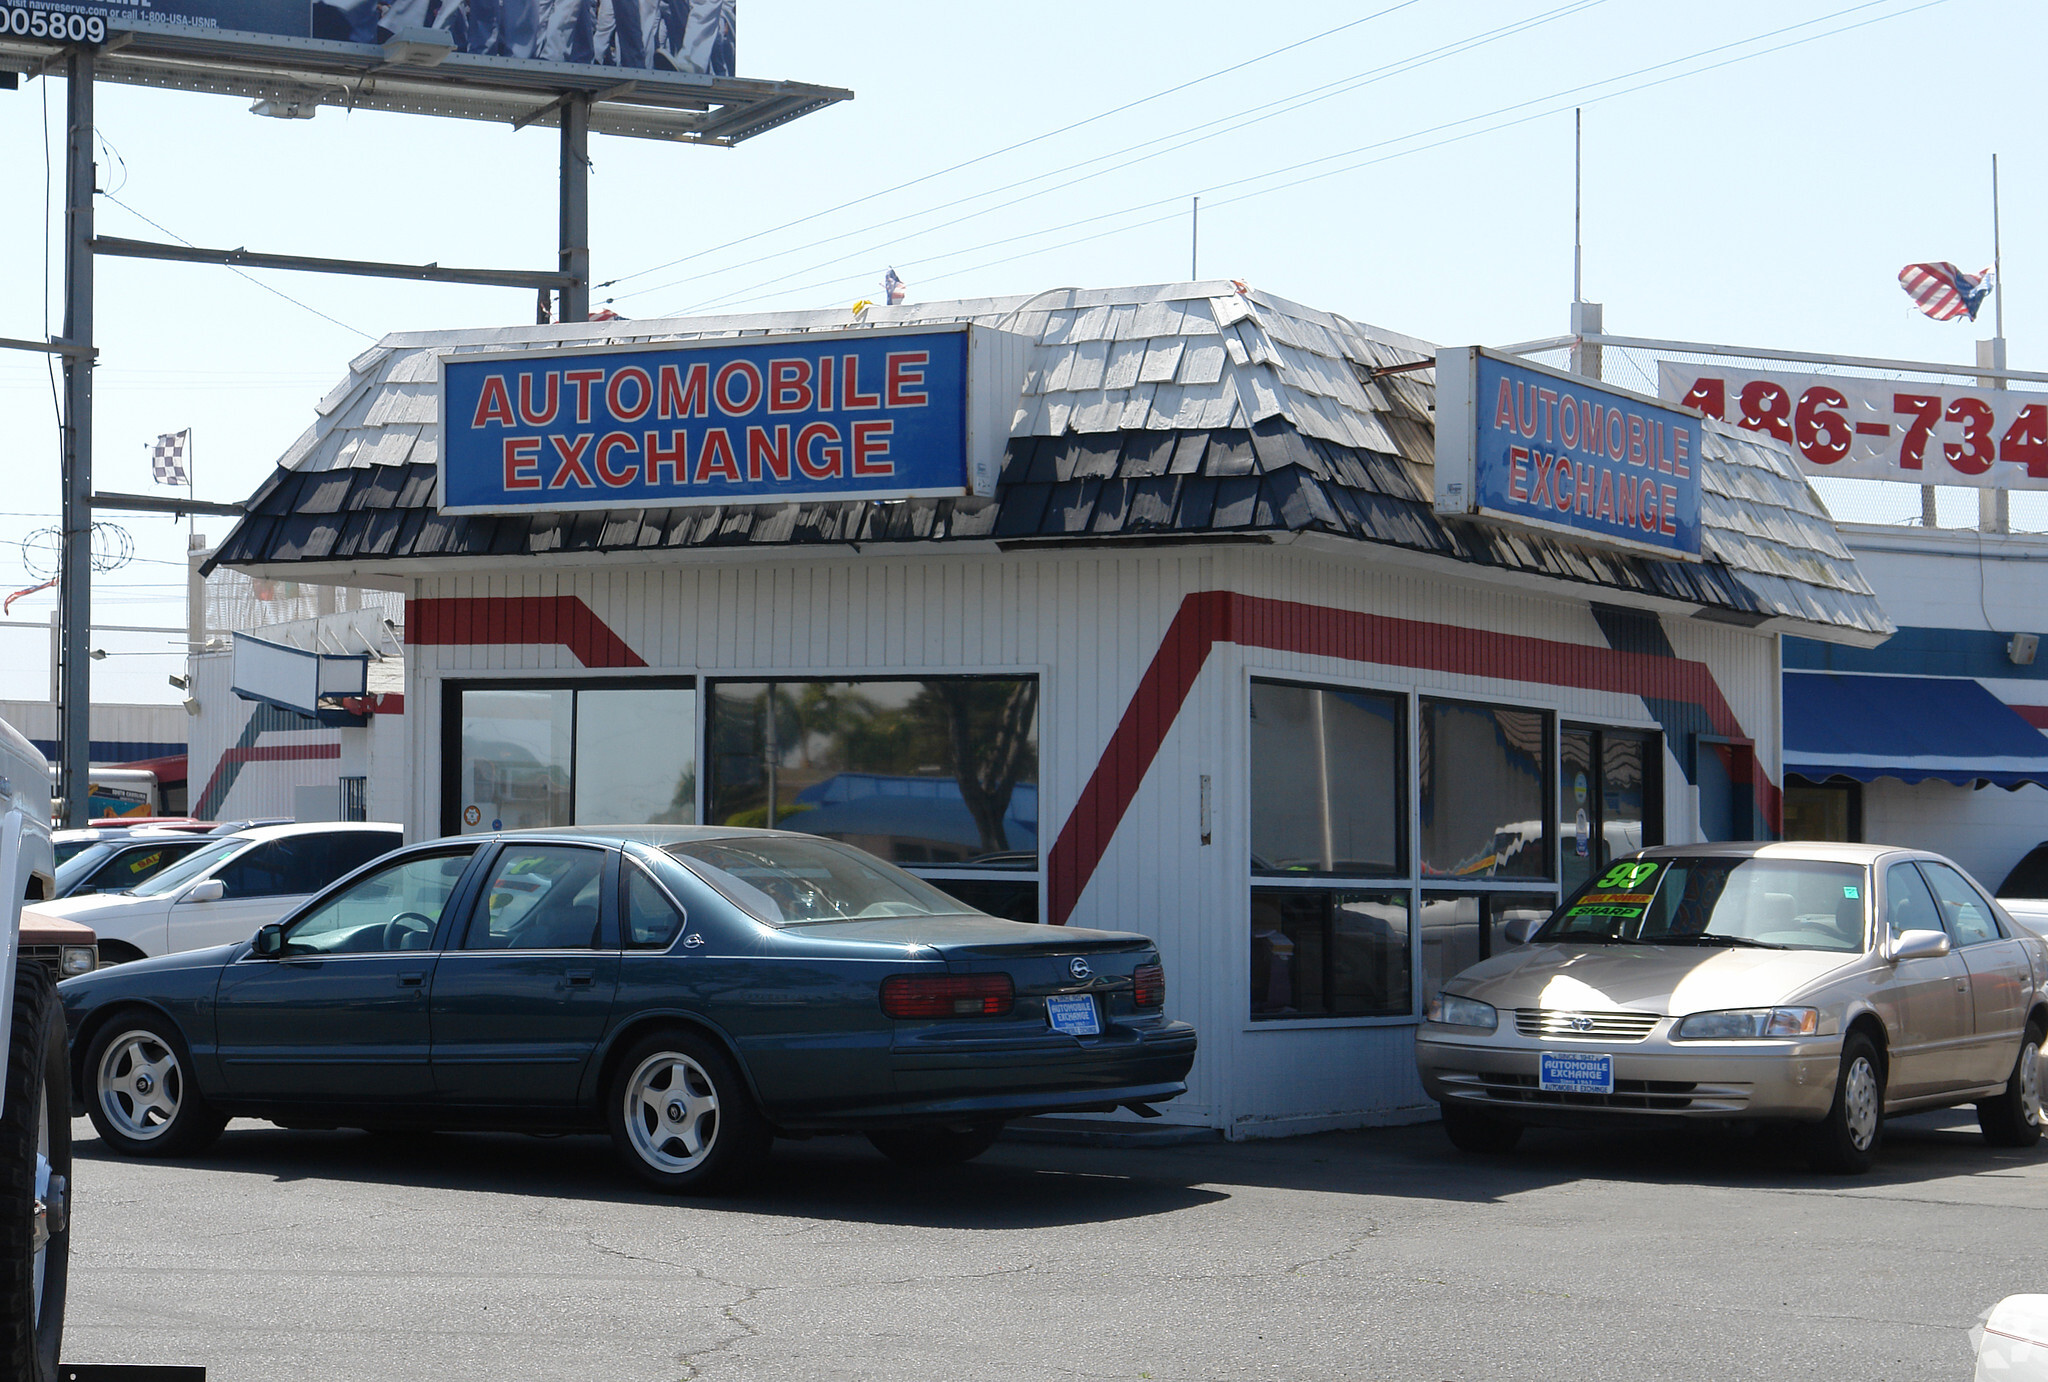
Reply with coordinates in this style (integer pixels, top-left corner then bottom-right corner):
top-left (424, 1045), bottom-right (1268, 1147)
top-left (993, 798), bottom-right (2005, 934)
top-left (58, 1108), bottom-right (2047, 1381)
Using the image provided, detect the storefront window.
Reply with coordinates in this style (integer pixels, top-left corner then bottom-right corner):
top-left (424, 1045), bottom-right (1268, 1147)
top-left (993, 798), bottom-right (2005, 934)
top-left (447, 682), bottom-right (696, 834)
top-left (1419, 699), bottom-right (1551, 880)
top-left (1783, 776), bottom-right (1860, 843)
top-left (1249, 680), bottom-right (1403, 876)
top-left (1561, 725), bottom-right (1662, 895)
top-left (1251, 889), bottom-right (1411, 1019)
top-left (707, 676), bottom-right (1040, 873)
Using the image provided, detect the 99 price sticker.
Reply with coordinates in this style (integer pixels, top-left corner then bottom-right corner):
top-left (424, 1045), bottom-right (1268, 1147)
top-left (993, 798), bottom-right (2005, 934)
top-left (0, 5), bottom-right (108, 42)
top-left (1657, 362), bottom-right (2048, 488)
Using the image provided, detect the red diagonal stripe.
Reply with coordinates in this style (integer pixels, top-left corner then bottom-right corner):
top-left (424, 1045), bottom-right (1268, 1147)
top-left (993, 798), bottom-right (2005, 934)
top-left (407, 595), bottom-right (647, 668)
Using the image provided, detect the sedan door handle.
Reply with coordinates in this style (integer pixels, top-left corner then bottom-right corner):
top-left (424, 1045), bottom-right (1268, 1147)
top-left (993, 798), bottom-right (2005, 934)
top-left (397, 971), bottom-right (426, 988)
top-left (564, 970), bottom-right (596, 988)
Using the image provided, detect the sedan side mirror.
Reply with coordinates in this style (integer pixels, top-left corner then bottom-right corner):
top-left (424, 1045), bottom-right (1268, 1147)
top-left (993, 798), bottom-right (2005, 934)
top-left (1502, 918), bottom-right (1544, 946)
top-left (181, 878), bottom-right (227, 904)
top-left (253, 924), bottom-right (284, 957)
top-left (1890, 928), bottom-right (1951, 961)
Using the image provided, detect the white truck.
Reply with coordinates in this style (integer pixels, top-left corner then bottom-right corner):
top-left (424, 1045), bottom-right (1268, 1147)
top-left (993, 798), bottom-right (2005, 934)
top-left (0, 716), bottom-right (69, 1378)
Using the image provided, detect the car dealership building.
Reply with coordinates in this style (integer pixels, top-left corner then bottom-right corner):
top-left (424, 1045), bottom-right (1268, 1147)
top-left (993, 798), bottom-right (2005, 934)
top-left (202, 281), bottom-right (1891, 1136)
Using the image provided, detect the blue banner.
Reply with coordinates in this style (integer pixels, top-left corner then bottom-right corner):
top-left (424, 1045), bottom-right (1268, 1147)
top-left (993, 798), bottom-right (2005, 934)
top-left (440, 329), bottom-right (969, 513)
top-left (1471, 353), bottom-right (1702, 559)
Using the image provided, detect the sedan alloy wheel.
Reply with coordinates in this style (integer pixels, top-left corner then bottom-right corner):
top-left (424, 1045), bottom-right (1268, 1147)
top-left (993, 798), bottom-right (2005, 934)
top-left (83, 1019), bottom-right (226, 1158)
top-left (606, 1030), bottom-right (769, 1194)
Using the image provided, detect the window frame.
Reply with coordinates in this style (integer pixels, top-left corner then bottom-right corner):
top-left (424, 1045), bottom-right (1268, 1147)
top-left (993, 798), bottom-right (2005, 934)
top-left (1248, 676), bottom-right (1407, 882)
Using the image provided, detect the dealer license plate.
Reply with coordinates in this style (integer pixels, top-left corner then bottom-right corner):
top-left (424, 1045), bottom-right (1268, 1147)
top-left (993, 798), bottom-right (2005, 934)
top-left (1045, 993), bottom-right (1102, 1036)
top-left (1539, 1051), bottom-right (1613, 1095)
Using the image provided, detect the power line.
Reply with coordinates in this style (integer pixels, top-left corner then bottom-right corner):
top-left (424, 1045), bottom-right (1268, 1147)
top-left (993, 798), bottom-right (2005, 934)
top-left (618, 0), bottom-right (1602, 311)
top-left (596, 0), bottom-right (1427, 292)
top-left (679, 0), bottom-right (1937, 318)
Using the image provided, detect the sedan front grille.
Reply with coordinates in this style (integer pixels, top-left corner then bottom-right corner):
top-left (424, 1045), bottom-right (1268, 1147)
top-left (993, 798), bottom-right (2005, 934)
top-left (1514, 1008), bottom-right (1660, 1042)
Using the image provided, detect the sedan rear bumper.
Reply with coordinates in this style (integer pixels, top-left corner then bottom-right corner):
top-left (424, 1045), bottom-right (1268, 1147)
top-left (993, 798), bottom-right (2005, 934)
top-left (1415, 1026), bottom-right (1843, 1125)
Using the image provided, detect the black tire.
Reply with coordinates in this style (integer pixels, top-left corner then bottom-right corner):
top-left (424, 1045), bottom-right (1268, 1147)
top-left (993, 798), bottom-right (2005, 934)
top-left (1978, 1018), bottom-right (2046, 1148)
top-left (0, 963), bottom-right (71, 1381)
top-left (606, 1030), bottom-right (769, 1194)
top-left (83, 1012), bottom-right (226, 1158)
top-left (1440, 1103), bottom-right (1523, 1154)
top-left (865, 1120), bottom-right (1005, 1167)
top-left (1808, 1032), bottom-right (1884, 1175)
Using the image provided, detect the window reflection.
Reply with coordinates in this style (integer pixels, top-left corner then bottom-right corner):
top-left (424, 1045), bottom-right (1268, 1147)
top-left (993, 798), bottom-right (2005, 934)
top-left (708, 678), bottom-right (1039, 869)
top-left (1251, 889), bottom-right (1411, 1018)
top-left (1419, 699), bottom-right (1551, 880)
top-left (575, 687), bottom-right (698, 826)
top-left (1250, 681), bottom-right (1403, 876)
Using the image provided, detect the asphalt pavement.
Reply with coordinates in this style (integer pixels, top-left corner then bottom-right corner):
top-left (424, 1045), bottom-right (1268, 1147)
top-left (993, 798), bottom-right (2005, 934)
top-left (59, 1108), bottom-right (2046, 1381)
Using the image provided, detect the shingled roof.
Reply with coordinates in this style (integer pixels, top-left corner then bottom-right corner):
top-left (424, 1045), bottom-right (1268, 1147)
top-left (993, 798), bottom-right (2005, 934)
top-left (207, 281), bottom-right (1892, 643)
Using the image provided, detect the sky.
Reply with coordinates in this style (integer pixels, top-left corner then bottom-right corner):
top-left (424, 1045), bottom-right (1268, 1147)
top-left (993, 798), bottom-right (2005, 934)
top-left (0, 0), bottom-right (2039, 704)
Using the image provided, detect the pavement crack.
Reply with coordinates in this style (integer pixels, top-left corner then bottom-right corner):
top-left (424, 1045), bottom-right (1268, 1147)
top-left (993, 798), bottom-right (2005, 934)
top-left (677, 1281), bottom-right (769, 1382)
top-left (1287, 1223), bottom-right (1381, 1275)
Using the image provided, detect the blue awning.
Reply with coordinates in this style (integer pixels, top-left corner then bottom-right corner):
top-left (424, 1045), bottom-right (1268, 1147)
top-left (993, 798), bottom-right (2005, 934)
top-left (1784, 671), bottom-right (2048, 789)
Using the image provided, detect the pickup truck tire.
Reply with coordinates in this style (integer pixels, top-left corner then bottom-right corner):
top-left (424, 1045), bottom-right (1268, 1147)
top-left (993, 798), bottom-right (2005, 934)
top-left (0, 963), bottom-right (71, 1381)
top-left (84, 1012), bottom-right (227, 1158)
top-left (1978, 1017), bottom-right (2046, 1148)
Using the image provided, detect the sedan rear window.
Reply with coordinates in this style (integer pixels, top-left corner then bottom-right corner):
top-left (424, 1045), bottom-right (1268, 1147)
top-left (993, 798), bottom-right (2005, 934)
top-left (665, 836), bottom-right (975, 926)
top-left (1541, 856), bottom-right (1868, 952)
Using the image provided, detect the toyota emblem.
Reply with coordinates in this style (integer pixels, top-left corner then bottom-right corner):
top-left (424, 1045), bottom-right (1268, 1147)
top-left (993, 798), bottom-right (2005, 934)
top-left (1568, 1015), bottom-right (1594, 1032)
top-left (1069, 957), bottom-right (1091, 981)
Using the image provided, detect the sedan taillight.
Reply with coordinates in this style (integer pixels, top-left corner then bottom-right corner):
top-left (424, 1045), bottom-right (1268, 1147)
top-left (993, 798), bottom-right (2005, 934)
top-left (1132, 963), bottom-right (1165, 1009)
top-left (880, 973), bottom-right (1015, 1018)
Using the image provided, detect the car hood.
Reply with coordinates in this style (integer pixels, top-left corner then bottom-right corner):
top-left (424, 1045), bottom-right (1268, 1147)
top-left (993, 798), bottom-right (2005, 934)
top-left (23, 891), bottom-right (168, 925)
top-left (1445, 943), bottom-right (1864, 1016)
top-left (58, 942), bottom-right (241, 994)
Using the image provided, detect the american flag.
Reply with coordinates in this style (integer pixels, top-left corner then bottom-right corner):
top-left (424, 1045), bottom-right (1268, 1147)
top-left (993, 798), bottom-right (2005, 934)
top-left (883, 268), bottom-right (907, 305)
top-left (148, 429), bottom-right (190, 486)
top-left (1898, 262), bottom-right (1995, 322)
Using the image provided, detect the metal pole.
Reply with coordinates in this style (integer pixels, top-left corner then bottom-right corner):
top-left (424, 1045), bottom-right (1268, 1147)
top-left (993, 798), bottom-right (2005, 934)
top-left (58, 51), bottom-right (95, 828)
top-left (1190, 196), bottom-right (1199, 281)
top-left (1573, 108), bottom-right (1582, 304)
top-left (1993, 152), bottom-right (2004, 343)
top-left (559, 96), bottom-right (591, 323)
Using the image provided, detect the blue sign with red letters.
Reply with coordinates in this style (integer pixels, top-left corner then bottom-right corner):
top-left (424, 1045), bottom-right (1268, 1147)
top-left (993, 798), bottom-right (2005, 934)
top-left (438, 327), bottom-right (970, 514)
top-left (1436, 348), bottom-right (1703, 561)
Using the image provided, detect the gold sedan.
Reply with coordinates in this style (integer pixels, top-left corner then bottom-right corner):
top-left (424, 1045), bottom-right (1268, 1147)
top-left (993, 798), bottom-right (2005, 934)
top-left (1414, 843), bottom-right (2048, 1173)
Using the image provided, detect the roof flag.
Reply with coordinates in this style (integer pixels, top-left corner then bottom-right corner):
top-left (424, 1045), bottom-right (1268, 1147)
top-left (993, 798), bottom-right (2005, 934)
top-left (148, 429), bottom-right (191, 486)
top-left (884, 268), bottom-right (908, 305)
top-left (1898, 262), bottom-right (1995, 322)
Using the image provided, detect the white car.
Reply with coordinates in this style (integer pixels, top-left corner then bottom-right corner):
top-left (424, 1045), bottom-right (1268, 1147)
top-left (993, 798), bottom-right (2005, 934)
top-left (26, 822), bottom-right (402, 963)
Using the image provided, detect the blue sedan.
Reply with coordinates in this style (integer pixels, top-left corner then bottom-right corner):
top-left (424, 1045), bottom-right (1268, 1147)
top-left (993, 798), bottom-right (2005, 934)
top-left (58, 827), bottom-right (1196, 1192)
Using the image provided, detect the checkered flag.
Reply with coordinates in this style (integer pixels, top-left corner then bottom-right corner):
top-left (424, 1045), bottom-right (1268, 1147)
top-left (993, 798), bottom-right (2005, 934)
top-left (149, 430), bottom-right (190, 486)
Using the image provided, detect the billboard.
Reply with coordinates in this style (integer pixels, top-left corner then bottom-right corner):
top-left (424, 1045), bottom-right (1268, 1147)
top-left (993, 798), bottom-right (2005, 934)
top-left (438, 324), bottom-right (1027, 514)
top-left (3, 0), bottom-right (734, 74)
top-left (1435, 347), bottom-right (1704, 562)
top-left (1657, 361), bottom-right (2048, 490)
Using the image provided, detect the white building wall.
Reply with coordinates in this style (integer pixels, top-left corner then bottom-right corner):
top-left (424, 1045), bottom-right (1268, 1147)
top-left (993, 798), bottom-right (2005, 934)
top-left (405, 543), bottom-right (1781, 1135)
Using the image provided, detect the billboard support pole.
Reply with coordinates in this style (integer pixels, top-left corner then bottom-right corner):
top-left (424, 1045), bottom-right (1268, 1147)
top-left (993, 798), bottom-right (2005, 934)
top-left (559, 95), bottom-right (590, 322)
top-left (58, 47), bottom-right (95, 828)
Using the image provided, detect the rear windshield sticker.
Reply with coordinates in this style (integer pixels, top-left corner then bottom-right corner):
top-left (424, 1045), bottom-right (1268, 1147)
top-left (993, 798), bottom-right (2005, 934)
top-left (1843, 886), bottom-right (1860, 898)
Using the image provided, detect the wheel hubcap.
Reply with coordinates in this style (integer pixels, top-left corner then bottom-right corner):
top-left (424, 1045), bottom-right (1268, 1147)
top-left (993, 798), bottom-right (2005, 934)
top-left (98, 1030), bottom-right (183, 1142)
top-left (625, 1052), bottom-right (719, 1174)
top-left (1843, 1055), bottom-right (1879, 1151)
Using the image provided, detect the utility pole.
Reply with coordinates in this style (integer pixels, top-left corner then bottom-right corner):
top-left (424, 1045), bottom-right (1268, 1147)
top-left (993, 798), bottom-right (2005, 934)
top-left (559, 96), bottom-right (591, 323)
top-left (58, 52), bottom-right (96, 828)
top-left (1191, 196), bottom-right (1199, 281)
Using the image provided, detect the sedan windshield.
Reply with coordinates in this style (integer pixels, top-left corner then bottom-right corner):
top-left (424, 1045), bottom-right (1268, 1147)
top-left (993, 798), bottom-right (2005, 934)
top-left (1540, 856), bottom-right (1869, 953)
top-left (665, 836), bottom-right (974, 926)
top-left (127, 838), bottom-right (244, 897)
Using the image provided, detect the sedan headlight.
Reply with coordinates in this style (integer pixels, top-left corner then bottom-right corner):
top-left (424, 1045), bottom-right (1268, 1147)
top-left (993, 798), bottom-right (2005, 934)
top-left (59, 945), bottom-right (97, 977)
top-left (1672, 1007), bottom-right (1818, 1040)
top-left (1425, 992), bottom-right (1498, 1031)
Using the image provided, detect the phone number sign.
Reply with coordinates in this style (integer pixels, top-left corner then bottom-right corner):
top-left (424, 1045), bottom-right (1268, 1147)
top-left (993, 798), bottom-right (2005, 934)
top-left (1656, 362), bottom-right (2048, 490)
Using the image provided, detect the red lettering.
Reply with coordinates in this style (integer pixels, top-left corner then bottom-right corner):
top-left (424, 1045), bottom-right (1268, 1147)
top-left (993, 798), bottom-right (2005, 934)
top-left (843, 354), bottom-right (881, 409)
top-left (658, 363), bottom-right (710, 419)
top-left (746, 425), bottom-right (793, 482)
top-left (1596, 468), bottom-right (1615, 520)
top-left (1627, 414), bottom-right (1645, 467)
top-left (1494, 378), bottom-right (1517, 432)
top-left (1574, 461), bottom-right (1595, 516)
top-left (714, 361), bottom-right (762, 416)
top-left (517, 371), bottom-right (559, 426)
top-left (606, 367), bottom-right (653, 422)
top-left (1532, 452), bottom-right (1556, 508)
top-left (1641, 480), bottom-right (1660, 531)
top-left (1552, 457), bottom-right (1573, 511)
top-left (503, 437), bottom-right (541, 490)
top-left (1517, 381), bottom-right (1539, 438)
top-left (1509, 445), bottom-right (1530, 502)
top-left (885, 350), bottom-right (930, 407)
top-left (472, 374), bottom-right (515, 429)
top-left (547, 434), bottom-right (596, 489)
top-left (594, 431), bottom-right (639, 487)
top-left (797, 422), bottom-right (843, 479)
top-left (564, 369), bottom-right (606, 424)
top-left (1672, 426), bottom-right (1691, 479)
top-left (768, 359), bottom-right (814, 414)
top-left (1616, 473), bottom-right (1640, 528)
top-left (1679, 376), bottom-right (1727, 421)
top-left (817, 355), bottom-right (836, 411)
top-left (645, 430), bottom-right (687, 486)
top-left (1537, 387), bottom-right (1558, 442)
top-left (851, 419), bottom-right (894, 475)
top-left (1557, 393), bottom-right (1579, 448)
top-left (694, 429), bottom-right (741, 484)
top-left (1660, 483), bottom-right (1678, 535)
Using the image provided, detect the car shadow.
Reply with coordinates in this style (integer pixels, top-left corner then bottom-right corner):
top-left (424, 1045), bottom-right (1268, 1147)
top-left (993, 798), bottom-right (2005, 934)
top-left (69, 1119), bottom-right (1232, 1229)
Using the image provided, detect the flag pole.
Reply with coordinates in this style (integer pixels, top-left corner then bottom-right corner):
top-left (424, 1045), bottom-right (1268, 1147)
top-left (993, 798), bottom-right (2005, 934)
top-left (1993, 152), bottom-right (2005, 346)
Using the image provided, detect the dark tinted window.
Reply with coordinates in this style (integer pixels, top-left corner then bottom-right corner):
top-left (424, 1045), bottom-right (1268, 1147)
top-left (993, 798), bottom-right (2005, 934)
top-left (80, 840), bottom-right (205, 892)
top-left (1251, 889), bottom-right (1410, 1019)
top-left (1420, 700), bottom-right (1550, 880)
top-left (1998, 843), bottom-right (2048, 899)
top-left (1250, 681), bottom-right (1403, 876)
top-left (465, 845), bottom-right (606, 950)
top-left (214, 832), bottom-right (398, 898)
top-left (623, 864), bottom-right (685, 949)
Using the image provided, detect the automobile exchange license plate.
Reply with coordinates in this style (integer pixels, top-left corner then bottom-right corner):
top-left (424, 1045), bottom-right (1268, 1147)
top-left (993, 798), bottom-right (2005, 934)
top-left (1045, 993), bottom-right (1102, 1036)
top-left (1539, 1051), bottom-right (1614, 1095)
